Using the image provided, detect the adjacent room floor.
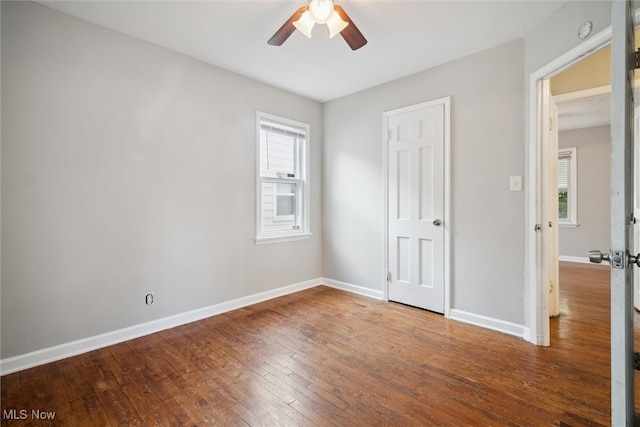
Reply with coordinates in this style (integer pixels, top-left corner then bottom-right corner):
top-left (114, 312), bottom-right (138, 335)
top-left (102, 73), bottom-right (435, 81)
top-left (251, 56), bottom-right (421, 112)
top-left (1, 262), bottom-right (637, 425)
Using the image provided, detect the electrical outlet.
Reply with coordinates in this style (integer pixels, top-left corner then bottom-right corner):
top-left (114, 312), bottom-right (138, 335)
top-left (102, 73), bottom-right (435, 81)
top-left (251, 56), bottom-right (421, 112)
top-left (145, 293), bottom-right (154, 306)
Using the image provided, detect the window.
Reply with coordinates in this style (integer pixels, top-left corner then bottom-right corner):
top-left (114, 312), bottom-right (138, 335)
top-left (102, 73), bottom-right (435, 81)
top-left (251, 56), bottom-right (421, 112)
top-left (558, 147), bottom-right (577, 227)
top-left (256, 112), bottom-right (310, 243)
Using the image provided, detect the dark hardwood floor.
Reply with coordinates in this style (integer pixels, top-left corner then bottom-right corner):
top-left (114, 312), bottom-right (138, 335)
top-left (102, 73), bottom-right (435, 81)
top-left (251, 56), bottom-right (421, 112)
top-left (1, 262), bottom-right (637, 425)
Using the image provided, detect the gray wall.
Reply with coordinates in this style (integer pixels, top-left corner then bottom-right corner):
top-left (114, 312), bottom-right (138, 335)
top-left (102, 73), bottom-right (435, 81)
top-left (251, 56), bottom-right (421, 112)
top-left (524, 1), bottom-right (612, 77)
top-left (323, 40), bottom-right (526, 324)
top-left (558, 125), bottom-right (610, 259)
top-left (1, 1), bottom-right (323, 359)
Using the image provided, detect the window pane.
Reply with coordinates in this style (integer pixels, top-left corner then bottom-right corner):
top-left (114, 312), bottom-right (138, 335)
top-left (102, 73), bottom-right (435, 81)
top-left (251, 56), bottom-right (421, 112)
top-left (276, 183), bottom-right (297, 217)
top-left (557, 148), bottom-right (576, 224)
top-left (276, 183), bottom-right (296, 194)
top-left (276, 195), bottom-right (295, 216)
top-left (260, 133), bottom-right (295, 177)
top-left (261, 181), bottom-right (299, 233)
top-left (558, 158), bottom-right (569, 190)
top-left (260, 122), bottom-right (304, 179)
top-left (558, 190), bottom-right (568, 220)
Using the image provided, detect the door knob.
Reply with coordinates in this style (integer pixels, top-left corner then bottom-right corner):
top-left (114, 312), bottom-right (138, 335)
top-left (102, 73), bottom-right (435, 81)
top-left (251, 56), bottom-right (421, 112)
top-left (433, 219), bottom-right (442, 226)
top-left (588, 250), bottom-right (610, 264)
top-left (589, 250), bottom-right (640, 268)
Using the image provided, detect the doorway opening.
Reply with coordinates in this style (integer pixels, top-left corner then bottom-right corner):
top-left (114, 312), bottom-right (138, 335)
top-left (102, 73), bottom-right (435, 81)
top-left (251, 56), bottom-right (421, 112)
top-left (552, 72), bottom-right (612, 345)
top-left (527, 26), bottom-right (612, 346)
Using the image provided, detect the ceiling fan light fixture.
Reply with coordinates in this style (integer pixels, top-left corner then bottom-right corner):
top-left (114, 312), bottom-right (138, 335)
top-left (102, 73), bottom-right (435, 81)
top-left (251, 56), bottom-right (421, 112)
top-left (268, 2), bottom-right (367, 50)
top-left (308, 0), bottom-right (334, 24)
top-left (293, 10), bottom-right (315, 38)
top-left (327, 12), bottom-right (348, 38)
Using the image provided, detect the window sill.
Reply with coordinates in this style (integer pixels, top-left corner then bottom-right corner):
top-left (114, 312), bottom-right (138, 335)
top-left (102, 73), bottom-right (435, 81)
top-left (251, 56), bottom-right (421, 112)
top-left (559, 222), bottom-right (579, 228)
top-left (255, 232), bottom-right (313, 245)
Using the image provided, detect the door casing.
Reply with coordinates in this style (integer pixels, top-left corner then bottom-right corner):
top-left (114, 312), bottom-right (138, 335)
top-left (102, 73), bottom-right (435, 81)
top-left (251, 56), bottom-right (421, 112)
top-left (527, 26), bottom-right (613, 346)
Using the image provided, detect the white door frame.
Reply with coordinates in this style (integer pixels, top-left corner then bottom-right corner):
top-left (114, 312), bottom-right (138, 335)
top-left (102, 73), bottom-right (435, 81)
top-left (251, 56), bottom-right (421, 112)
top-left (382, 97), bottom-right (452, 317)
top-left (635, 103), bottom-right (640, 310)
top-left (526, 27), bottom-right (613, 345)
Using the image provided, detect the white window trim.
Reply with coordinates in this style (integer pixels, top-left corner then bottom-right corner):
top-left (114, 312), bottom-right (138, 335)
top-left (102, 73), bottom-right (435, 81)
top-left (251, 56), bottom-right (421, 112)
top-left (558, 147), bottom-right (578, 227)
top-left (255, 112), bottom-right (311, 244)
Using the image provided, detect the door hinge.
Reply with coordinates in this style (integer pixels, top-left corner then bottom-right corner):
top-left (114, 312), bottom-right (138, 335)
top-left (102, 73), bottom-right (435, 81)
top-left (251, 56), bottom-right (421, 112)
top-left (635, 48), bottom-right (640, 70)
top-left (386, 272), bottom-right (391, 282)
top-left (634, 352), bottom-right (640, 370)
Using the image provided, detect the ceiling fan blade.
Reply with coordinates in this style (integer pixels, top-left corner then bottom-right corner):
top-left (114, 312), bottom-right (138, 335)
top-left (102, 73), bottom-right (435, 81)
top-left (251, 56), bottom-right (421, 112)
top-left (268, 6), bottom-right (308, 46)
top-left (334, 5), bottom-right (367, 51)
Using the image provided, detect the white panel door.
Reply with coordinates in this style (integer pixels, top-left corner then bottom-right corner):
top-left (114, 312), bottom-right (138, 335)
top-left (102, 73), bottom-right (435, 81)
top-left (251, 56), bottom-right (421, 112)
top-left (610, 1), bottom-right (635, 424)
top-left (387, 100), bottom-right (447, 313)
top-left (586, 4), bottom-right (635, 423)
top-left (545, 89), bottom-right (560, 317)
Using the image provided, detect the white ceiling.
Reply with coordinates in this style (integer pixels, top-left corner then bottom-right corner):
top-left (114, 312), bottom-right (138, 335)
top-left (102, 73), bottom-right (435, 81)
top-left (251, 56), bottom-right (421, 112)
top-left (556, 87), bottom-right (640, 131)
top-left (557, 93), bottom-right (611, 131)
top-left (38, 0), bottom-right (571, 103)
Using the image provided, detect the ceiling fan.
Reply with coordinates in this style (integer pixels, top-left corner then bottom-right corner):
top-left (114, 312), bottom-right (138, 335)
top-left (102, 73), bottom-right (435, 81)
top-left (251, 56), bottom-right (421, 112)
top-left (268, 0), bottom-right (367, 51)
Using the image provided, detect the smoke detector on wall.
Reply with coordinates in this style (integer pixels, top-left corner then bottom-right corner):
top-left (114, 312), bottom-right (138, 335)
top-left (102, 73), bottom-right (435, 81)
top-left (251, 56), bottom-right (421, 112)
top-left (578, 21), bottom-right (593, 40)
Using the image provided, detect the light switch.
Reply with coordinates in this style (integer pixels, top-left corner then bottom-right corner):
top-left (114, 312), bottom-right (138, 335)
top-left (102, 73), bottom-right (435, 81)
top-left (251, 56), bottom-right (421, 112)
top-left (510, 176), bottom-right (522, 192)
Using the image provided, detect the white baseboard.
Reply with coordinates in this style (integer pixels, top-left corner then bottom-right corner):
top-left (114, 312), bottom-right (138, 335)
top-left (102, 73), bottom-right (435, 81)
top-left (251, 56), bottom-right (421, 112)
top-left (449, 309), bottom-right (526, 338)
top-left (558, 255), bottom-right (590, 264)
top-left (322, 278), bottom-right (384, 300)
top-left (522, 327), bottom-right (534, 344)
top-left (0, 278), bottom-right (323, 376)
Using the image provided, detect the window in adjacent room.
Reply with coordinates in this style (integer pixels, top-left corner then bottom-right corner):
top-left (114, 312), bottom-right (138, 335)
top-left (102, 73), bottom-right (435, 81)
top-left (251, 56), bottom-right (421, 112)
top-left (256, 112), bottom-right (311, 244)
top-left (558, 147), bottom-right (577, 227)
